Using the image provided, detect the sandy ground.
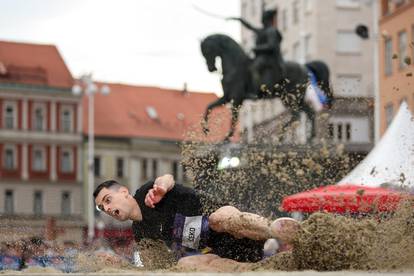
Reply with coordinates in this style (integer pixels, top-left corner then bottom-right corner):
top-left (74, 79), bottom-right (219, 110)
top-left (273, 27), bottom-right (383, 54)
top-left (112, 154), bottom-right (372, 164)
top-left (1, 271), bottom-right (414, 276)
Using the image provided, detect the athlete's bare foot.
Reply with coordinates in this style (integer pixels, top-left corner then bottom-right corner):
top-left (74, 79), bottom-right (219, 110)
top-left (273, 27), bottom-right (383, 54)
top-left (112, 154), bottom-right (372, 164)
top-left (270, 217), bottom-right (301, 245)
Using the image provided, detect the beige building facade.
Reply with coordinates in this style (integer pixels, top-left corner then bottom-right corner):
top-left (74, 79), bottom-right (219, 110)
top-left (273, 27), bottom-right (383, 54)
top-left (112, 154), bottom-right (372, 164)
top-left (239, 0), bottom-right (375, 152)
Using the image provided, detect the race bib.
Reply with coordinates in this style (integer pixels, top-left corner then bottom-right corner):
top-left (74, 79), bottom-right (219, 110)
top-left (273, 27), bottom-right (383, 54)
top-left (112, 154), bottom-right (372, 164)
top-left (173, 214), bottom-right (209, 250)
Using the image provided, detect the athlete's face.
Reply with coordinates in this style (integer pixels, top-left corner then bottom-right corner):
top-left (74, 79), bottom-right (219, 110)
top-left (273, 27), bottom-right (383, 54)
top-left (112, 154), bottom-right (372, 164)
top-left (95, 186), bottom-right (133, 221)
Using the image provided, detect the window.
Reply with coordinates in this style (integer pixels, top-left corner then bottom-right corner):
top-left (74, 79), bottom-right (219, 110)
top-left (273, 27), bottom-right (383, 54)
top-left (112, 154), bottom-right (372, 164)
top-left (32, 104), bottom-right (46, 131)
top-left (152, 159), bottom-right (158, 179)
top-left (346, 123), bottom-right (352, 141)
top-left (141, 159), bottom-right (148, 179)
top-left (336, 75), bottom-right (361, 96)
top-left (384, 38), bottom-right (393, 75)
top-left (94, 156), bottom-right (101, 177)
top-left (410, 24), bottom-right (414, 64)
top-left (398, 31), bottom-right (408, 69)
top-left (3, 146), bottom-right (16, 170)
top-left (61, 191), bottom-right (71, 216)
top-left (381, 0), bottom-right (390, 15)
top-left (61, 149), bottom-right (73, 173)
top-left (412, 25), bottom-right (414, 63)
top-left (33, 147), bottom-right (46, 171)
top-left (172, 161), bottom-right (179, 179)
top-left (33, 191), bottom-right (43, 215)
top-left (394, 0), bottom-right (406, 8)
top-left (336, 0), bottom-right (360, 8)
top-left (328, 122), bottom-right (351, 142)
top-left (116, 158), bottom-right (124, 178)
top-left (337, 123), bottom-right (343, 140)
top-left (336, 31), bottom-right (361, 53)
top-left (61, 107), bottom-right (73, 132)
top-left (4, 190), bottom-right (14, 214)
top-left (34, 108), bottom-right (44, 130)
top-left (293, 42), bottom-right (300, 62)
top-left (385, 103), bottom-right (394, 127)
top-left (292, 1), bottom-right (299, 25)
top-left (281, 9), bottom-right (287, 31)
top-left (4, 102), bottom-right (16, 129)
top-left (328, 123), bottom-right (334, 139)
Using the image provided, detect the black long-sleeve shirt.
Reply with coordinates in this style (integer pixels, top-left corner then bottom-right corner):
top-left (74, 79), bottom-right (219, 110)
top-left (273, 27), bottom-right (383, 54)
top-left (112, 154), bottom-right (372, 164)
top-left (132, 181), bottom-right (264, 262)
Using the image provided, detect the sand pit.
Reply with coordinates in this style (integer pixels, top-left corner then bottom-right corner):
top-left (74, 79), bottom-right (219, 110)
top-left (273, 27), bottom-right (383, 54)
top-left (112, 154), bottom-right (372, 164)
top-left (107, 201), bottom-right (413, 274)
top-left (1, 271), bottom-right (414, 276)
top-left (1, 199), bottom-right (413, 275)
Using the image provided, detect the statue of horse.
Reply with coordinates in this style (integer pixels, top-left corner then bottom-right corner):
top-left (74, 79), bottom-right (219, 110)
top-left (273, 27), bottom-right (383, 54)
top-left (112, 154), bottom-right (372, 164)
top-left (200, 33), bottom-right (333, 142)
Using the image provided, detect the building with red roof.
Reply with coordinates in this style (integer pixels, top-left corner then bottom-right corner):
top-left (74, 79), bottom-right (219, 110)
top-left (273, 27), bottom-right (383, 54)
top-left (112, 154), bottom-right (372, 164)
top-left (85, 82), bottom-right (233, 141)
top-left (84, 82), bottom-right (234, 234)
top-left (0, 40), bottom-right (84, 242)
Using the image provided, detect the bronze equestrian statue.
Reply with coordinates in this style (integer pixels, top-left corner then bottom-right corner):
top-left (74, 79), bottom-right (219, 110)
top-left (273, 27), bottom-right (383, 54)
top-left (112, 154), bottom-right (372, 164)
top-left (227, 10), bottom-right (285, 95)
top-left (201, 10), bottom-right (333, 142)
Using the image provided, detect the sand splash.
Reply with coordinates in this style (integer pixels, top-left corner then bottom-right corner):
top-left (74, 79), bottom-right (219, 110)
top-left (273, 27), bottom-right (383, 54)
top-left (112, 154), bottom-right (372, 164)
top-left (176, 124), bottom-right (414, 272)
top-left (181, 140), bottom-right (355, 218)
top-left (256, 201), bottom-right (414, 271)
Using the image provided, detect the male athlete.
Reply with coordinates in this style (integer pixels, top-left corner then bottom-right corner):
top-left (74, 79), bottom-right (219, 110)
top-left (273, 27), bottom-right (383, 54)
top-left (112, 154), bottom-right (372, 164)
top-left (93, 174), bottom-right (300, 269)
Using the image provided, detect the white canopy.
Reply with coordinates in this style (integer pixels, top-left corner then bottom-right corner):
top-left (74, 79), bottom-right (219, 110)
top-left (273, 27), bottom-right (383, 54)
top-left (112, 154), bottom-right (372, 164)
top-left (338, 102), bottom-right (414, 189)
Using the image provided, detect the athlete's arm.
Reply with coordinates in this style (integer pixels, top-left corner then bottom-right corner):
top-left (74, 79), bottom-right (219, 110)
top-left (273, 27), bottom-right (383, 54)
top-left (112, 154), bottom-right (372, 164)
top-left (144, 174), bottom-right (175, 208)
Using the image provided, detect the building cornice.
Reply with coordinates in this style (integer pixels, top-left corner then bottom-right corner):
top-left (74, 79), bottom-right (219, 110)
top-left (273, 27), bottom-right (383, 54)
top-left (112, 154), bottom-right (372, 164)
top-left (0, 91), bottom-right (80, 103)
top-left (0, 82), bottom-right (73, 94)
top-left (0, 130), bottom-right (82, 144)
top-left (380, 1), bottom-right (414, 24)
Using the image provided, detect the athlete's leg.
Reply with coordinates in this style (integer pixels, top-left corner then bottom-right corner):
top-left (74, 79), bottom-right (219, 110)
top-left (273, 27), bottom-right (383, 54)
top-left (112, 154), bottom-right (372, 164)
top-left (208, 206), bottom-right (272, 240)
top-left (209, 206), bottom-right (302, 243)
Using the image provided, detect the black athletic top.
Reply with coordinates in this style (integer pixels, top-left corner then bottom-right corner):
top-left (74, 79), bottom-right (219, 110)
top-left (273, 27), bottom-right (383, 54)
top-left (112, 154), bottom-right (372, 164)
top-left (132, 181), bottom-right (264, 262)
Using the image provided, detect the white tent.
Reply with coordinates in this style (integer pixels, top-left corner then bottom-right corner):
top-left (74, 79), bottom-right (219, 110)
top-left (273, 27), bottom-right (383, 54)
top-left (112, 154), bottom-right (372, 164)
top-left (338, 102), bottom-right (414, 189)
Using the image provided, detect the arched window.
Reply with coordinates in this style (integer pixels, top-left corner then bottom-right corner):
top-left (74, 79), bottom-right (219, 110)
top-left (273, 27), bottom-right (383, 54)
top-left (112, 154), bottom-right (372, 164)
top-left (61, 106), bottom-right (73, 132)
top-left (3, 145), bottom-right (17, 170)
top-left (32, 146), bottom-right (46, 171)
top-left (3, 101), bottom-right (17, 129)
top-left (61, 148), bottom-right (73, 173)
top-left (32, 103), bottom-right (46, 131)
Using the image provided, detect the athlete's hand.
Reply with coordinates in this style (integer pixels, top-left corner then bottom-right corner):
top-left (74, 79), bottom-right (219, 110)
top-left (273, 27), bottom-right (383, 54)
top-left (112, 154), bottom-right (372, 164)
top-left (144, 184), bottom-right (167, 208)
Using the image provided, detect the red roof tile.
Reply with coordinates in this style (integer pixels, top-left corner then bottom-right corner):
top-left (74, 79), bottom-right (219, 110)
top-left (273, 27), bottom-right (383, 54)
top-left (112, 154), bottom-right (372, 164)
top-left (83, 82), bottom-right (239, 142)
top-left (0, 40), bottom-right (73, 88)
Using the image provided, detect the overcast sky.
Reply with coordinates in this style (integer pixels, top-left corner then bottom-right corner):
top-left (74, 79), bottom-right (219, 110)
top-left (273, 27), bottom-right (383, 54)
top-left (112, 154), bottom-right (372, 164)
top-left (0, 0), bottom-right (241, 95)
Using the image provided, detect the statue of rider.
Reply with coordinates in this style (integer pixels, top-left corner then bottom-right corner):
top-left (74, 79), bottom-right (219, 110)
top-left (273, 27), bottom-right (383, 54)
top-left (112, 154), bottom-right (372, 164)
top-left (227, 9), bottom-right (285, 97)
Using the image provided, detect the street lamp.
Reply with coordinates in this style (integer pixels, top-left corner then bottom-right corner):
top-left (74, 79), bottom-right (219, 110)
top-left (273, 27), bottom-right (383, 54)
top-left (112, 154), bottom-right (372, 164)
top-left (72, 74), bottom-right (110, 241)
